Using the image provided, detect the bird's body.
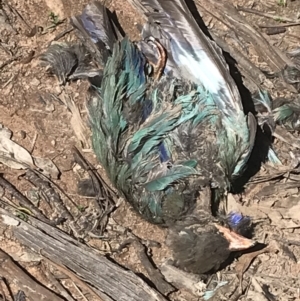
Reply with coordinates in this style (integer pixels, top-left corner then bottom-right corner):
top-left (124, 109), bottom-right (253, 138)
top-left (79, 0), bottom-right (257, 225)
top-left (87, 40), bottom-right (247, 225)
top-left (42, 0), bottom-right (257, 274)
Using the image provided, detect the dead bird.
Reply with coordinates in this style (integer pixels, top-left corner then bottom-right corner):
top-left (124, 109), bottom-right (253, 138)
top-left (41, 0), bottom-right (257, 275)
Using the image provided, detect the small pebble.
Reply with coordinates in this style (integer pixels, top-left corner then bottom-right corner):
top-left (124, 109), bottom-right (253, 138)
top-left (19, 130), bottom-right (26, 139)
top-left (30, 78), bottom-right (40, 86)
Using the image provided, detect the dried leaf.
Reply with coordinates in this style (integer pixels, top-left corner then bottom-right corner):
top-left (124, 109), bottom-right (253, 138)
top-left (0, 135), bottom-right (34, 169)
top-left (235, 240), bottom-right (279, 280)
top-left (203, 281), bottom-right (228, 300)
top-left (33, 156), bottom-right (60, 179)
top-left (0, 124), bottom-right (12, 139)
top-left (0, 126), bottom-right (59, 178)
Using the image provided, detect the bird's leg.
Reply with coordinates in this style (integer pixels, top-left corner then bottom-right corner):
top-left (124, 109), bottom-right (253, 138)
top-left (214, 224), bottom-right (256, 250)
top-left (146, 36), bottom-right (166, 81)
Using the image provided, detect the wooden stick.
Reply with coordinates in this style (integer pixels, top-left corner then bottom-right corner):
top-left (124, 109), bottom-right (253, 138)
top-left (0, 207), bottom-right (167, 301)
top-left (195, 0), bottom-right (294, 71)
top-left (0, 249), bottom-right (64, 301)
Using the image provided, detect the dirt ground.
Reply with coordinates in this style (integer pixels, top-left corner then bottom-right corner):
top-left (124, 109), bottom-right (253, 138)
top-left (1, 0), bottom-right (300, 300)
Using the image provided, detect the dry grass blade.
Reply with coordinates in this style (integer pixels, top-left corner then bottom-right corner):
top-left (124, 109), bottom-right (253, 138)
top-left (195, 0), bottom-right (294, 72)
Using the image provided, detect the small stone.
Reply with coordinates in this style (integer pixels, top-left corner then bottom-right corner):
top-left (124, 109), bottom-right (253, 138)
top-left (45, 102), bottom-right (55, 112)
top-left (30, 78), bottom-right (40, 86)
top-left (55, 85), bottom-right (62, 94)
top-left (19, 130), bottom-right (26, 139)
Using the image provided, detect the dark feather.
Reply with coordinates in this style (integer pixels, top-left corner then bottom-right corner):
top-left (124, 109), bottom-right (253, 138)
top-left (166, 223), bottom-right (231, 274)
top-left (273, 97), bottom-right (300, 131)
top-left (71, 1), bottom-right (122, 66)
top-left (39, 43), bottom-right (101, 84)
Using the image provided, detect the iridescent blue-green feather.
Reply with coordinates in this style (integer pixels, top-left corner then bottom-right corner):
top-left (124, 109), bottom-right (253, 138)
top-left (88, 38), bottom-right (147, 183)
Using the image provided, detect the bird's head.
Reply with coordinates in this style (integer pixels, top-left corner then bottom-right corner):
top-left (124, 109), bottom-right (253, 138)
top-left (166, 213), bottom-right (256, 274)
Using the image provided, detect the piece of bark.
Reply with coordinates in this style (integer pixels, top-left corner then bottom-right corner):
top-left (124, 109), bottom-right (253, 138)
top-left (0, 207), bottom-right (167, 301)
top-left (0, 249), bottom-right (64, 301)
top-left (41, 262), bottom-right (76, 301)
top-left (160, 261), bottom-right (206, 297)
top-left (130, 239), bottom-right (175, 295)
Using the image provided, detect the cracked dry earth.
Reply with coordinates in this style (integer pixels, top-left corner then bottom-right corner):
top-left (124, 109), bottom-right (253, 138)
top-left (1, 0), bottom-right (300, 300)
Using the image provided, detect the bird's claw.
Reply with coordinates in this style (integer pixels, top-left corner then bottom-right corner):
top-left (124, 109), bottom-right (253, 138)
top-left (146, 36), bottom-right (166, 81)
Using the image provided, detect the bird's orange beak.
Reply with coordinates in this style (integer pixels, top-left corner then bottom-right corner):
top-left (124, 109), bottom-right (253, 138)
top-left (214, 223), bottom-right (256, 251)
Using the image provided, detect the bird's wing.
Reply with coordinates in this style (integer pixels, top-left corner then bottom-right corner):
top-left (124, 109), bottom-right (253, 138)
top-left (130, 0), bottom-right (258, 175)
top-left (129, 0), bottom-right (244, 115)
